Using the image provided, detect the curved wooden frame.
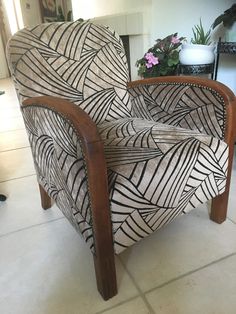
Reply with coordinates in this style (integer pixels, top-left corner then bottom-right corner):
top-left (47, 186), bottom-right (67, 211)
top-left (22, 96), bottom-right (117, 300)
top-left (128, 76), bottom-right (236, 223)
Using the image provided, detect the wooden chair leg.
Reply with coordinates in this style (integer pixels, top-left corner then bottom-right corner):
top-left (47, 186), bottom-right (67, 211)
top-left (93, 251), bottom-right (117, 300)
top-left (210, 190), bottom-right (229, 224)
top-left (38, 184), bottom-right (51, 210)
top-left (210, 142), bottom-right (234, 224)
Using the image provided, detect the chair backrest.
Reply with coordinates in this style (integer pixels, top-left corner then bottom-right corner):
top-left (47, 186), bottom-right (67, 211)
top-left (7, 21), bottom-right (132, 123)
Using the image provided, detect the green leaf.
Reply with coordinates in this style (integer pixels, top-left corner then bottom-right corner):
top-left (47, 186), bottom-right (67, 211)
top-left (191, 18), bottom-right (211, 45)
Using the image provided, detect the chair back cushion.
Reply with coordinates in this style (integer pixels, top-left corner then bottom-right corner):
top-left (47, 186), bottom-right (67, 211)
top-left (7, 21), bottom-right (131, 123)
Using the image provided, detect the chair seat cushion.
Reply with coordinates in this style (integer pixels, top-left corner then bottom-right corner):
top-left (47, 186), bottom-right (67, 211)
top-left (98, 118), bottom-right (228, 254)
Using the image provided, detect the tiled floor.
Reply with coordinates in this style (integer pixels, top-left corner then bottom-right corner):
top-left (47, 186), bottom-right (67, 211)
top-left (0, 77), bottom-right (236, 314)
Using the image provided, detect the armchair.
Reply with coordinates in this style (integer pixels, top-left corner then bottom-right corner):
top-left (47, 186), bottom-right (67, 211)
top-left (7, 21), bottom-right (236, 300)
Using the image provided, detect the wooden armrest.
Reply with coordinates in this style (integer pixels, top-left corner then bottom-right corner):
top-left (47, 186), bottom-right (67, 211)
top-left (23, 96), bottom-right (101, 144)
top-left (22, 96), bottom-right (116, 299)
top-left (128, 76), bottom-right (235, 101)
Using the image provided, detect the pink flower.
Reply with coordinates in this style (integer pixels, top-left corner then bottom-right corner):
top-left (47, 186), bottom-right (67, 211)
top-left (171, 36), bottom-right (180, 44)
top-left (145, 52), bottom-right (159, 68)
top-left (146, 63), bottom-right (153, 68)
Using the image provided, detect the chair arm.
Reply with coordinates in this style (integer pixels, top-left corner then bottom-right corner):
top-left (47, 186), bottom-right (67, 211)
top-left (22, 96), bottom-right (114, 259)
top-left (128, 76), bottom-right (236, 144)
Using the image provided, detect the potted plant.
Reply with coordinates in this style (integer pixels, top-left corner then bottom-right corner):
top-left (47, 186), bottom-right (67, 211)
top-left (212, 4), bottom-right (236, 41)
top-left (136, 33), bottom-right (185, 78)
top-left (179, 19), bottom-right (215, 65)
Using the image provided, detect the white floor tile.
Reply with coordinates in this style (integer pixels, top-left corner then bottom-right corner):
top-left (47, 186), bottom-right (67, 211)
top-left (0, 175), bottom-right (63, 235)
top-left (100, 297), bottom-right (150, 314)
top-left (0, 219), bottom-right (138, 314)
top-left (0, 129), bottom-right (29, 152)
top-left (0, 115), bottom-right (25, 132)
top-left (146, 254), bottom-right (236, 314)
top-left (0, 78), bottom-right (16, 94)
top-left (228, 175), bottom-right (236, 222)
top-left (119, 204), bottom-right (236, 292)
top-left (0, 147), bottom-right (35, 181)
top-left (0, 79), bottom-right (23, 132)
top-left (0, 105), bottom-right (22, 119)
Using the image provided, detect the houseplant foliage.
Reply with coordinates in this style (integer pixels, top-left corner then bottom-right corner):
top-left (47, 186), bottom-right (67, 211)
top-left (212, 4), bottom-right (236, 29)
top-left (191, 19), bottom-right (211, 45)
top-left (136, 33), bottom-right (185, 77)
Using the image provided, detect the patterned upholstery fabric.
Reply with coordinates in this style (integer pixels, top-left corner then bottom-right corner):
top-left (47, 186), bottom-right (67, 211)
top-left (22, 105), bottom-right (94, 250)
top-left (99, 119), bottom-right (228, 253)
top-left (7, 21), bottom-right (131, 121)
top-left (129, 84), bottom-right (226, 140)
top-left (7, 21), bottom-right (229, 254)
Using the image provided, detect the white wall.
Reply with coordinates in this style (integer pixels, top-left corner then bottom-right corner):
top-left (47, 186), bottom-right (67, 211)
top-left (72, 0), bottom-right (236, 94)
top-left (72, 0), bottom-right (151, 20)
top-left (150, 0), bottom-right (232, 41)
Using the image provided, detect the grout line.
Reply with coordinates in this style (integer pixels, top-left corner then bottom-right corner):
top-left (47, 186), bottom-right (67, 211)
top-left (0, 173), bottom-right (36, 184)
top-left (94, 295), bottom-right (140, 314)
top-left (227, 216), bottom-right (236, 224)
top-left (117, 255), bottom-right (155, 314)
top-left (0, 217), bottom-right (65, 239)
top-left (143, 251), bottom-right (236, 296)
top-left (0, 145), bottom-right (30, 153)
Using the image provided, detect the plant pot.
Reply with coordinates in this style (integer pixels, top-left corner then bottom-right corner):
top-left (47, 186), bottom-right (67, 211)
top-left (179, 43), bottom-right (215, 65)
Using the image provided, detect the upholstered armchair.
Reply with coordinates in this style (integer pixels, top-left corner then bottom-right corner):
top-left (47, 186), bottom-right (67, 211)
top-left (7, 21), bottom-right (236, 300)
